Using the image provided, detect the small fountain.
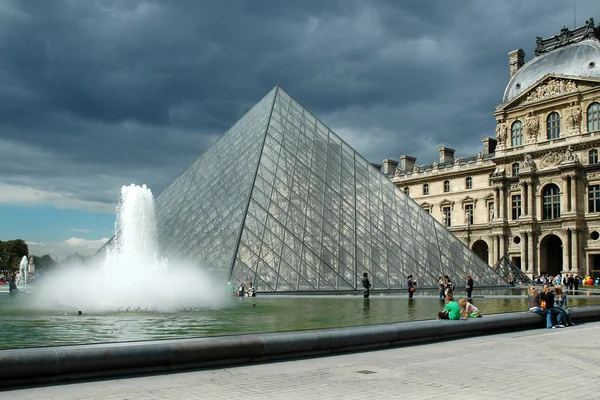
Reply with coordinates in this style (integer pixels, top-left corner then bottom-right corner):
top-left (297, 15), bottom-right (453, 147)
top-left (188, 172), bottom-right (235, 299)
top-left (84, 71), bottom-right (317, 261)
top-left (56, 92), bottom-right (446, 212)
top-left (17, 256), bottom-right (28, 292)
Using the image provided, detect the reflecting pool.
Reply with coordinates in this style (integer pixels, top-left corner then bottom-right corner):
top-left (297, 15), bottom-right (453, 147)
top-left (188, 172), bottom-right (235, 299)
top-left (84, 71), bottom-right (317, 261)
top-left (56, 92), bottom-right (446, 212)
top-left (2, 288), bottom-right (600, 350)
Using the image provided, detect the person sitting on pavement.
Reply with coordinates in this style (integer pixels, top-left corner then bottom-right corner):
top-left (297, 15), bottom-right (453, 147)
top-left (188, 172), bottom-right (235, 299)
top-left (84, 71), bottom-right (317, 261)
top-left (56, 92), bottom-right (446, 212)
top-left (458, 298), bottom-right (481, 318)
top-left (437, 293), bottom-right (460, 320)
top-left (554, 285), bottom-right (575, 326)
top-left (540, 285), bottom-right (565, 328)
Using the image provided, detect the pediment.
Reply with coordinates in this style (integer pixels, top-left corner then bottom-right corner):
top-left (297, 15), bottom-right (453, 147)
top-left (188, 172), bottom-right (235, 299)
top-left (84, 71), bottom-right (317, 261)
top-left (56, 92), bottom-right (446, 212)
top-left (499, 74), bottom-right (600, 111)
top-left (458, 195), bottom-right (477, 205)
top-left (420, 201), bottom-right (433, 208)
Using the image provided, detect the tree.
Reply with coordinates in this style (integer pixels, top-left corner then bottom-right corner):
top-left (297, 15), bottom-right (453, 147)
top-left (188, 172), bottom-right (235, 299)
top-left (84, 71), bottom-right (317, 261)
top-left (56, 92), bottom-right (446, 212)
top-left (0, 239), bottom-right (29, 271)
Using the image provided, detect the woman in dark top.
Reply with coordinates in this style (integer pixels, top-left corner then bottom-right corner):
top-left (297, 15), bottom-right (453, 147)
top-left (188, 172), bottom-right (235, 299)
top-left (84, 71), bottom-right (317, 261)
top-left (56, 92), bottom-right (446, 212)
top-left (407, 275), bottom-right (415, 299)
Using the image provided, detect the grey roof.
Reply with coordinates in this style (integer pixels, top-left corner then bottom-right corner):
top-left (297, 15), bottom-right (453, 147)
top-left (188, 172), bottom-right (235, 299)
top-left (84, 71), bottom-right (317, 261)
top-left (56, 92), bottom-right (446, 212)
top-left (503, 39), bottom-right (600, 103)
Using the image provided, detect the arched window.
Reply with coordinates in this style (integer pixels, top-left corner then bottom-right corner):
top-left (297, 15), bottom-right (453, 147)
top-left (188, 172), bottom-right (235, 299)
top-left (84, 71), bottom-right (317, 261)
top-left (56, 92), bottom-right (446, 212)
top-left (423, 184), bottom-right (429, 195)
top-left (443, 180), bottom-right (450, 193)
top-left (404, 187), bottom-right (409, 195)
top-left (547, 112), bottom-right (560, 139)
top-left (589, 102), bottom-right (600, 132)
top-left (511, 121), bottom-right (523, 147)
top-left (466, 176), bottom-right (472, 189)
top-left (542, 184), bottom-right (561, 220)
top-left (589, 149), bottom-right (598, 165)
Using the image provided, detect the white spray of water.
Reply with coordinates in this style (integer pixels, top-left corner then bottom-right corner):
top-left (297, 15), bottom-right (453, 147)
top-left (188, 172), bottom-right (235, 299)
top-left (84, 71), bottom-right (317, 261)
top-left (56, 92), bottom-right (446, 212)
top-left (37, 184), bottom-right (228, 311)
top-left (17, 256), bottom-right (28, 290)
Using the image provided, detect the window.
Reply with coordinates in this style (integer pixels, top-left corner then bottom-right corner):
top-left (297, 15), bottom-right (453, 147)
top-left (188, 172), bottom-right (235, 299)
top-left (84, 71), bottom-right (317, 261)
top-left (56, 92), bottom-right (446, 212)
top-left (547, 112), bottom-right (560, 139)
top-left (443, 180), bottom-right (450, 193)
top-left (443, 206), bottom-right (451, 227)
top-left (511, 194), bottom-right (522, 220)
top-left (511, 121), bottom-right (523, 147)
top-left (466, 177), bottom-right (472, 190)
top-left (588, 102), bottom-right (600, 132)
top-left (403, 187), bottom-right (409, 195)
top-left (423, 184), bottom-right (429, 195)
top-left (488, 201), bottom-right (495, 221)
top-left (589, 185), bottom-right (600, 213)
top-left (590, 149), bottom-right (599, 165)
top-left (512, 162), bottom-right (520, 177)
top-left (465, 204), bottom-right (474, 225)
top-left (542, 184), bottom-right (561, 220)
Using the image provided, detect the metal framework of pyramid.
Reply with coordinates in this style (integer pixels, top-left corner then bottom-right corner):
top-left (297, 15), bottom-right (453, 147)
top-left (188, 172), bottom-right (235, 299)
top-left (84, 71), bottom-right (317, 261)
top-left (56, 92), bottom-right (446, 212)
top-left (492, 255), bottom-right (533, 285)
top-left (154, 86), bottom-right (507, 292)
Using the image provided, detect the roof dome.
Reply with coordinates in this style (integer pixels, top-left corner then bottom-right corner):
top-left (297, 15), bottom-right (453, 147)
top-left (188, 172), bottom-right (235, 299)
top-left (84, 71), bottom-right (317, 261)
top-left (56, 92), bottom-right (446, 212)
top-left (503, 39), bottom-right (600, 103)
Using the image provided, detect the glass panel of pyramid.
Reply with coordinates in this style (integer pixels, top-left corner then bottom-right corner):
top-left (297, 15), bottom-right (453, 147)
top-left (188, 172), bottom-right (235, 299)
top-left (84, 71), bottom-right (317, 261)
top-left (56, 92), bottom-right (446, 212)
top-left (154, 86), bottom-right (508, 291)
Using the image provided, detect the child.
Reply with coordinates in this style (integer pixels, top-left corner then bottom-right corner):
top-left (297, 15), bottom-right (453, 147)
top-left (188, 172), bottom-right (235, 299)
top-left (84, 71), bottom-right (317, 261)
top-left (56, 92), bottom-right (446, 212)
top-left (437, 293), bottom-right (460, 320)
top-left (459, 298), bottom-right (482, 318)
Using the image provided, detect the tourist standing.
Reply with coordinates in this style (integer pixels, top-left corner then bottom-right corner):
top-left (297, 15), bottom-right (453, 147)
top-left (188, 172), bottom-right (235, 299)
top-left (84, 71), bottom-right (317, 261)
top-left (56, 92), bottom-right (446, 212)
top-left (567, 274), bottom-right (575, 291)
top-left (237, 282), bottom-right (245, 297)
top-left (438, 275), bottom-right (445, 299)
top-left (362, 272), bottom-right (371, 299)
top-left (574, 275), bottom-right (580, 292)
top-left (465, 274), bottom-right (474, 300)
top-left (407, 275), bottom-right (416, 299)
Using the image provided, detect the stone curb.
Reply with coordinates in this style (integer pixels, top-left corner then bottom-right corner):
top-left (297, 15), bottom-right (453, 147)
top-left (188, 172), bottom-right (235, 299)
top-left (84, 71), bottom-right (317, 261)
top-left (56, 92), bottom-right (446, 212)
top-left (2, 306), bottom-right (599, 389)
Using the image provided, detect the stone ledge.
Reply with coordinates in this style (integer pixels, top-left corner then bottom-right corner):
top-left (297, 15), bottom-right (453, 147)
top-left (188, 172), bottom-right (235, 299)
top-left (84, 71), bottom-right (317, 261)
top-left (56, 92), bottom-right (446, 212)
top-left (2, 306), bottom-right (599, 389)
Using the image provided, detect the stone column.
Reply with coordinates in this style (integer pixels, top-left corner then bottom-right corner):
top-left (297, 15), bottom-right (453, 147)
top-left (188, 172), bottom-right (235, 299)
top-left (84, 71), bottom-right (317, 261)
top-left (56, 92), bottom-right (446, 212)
top-left (528, 181), bottom-right (535, 219)
top-left (498, 186), bottom-right (505, 221)
top-left (521, 182), bottom-right (528, 216)
top-left (491, 235), bottom-right (498, 265)
top-left (520, 231), bottom-right (528, 273)
top-left (528, 232), bottom-right (536, 276)
top-left (563, 229), bottom-right (572, 273)
top-left (493, 187), bottom-right (499, 221)
top-left (499, 234), bottom-right (505, 258)
top-left (571, 176), bottom-right (578, 214)
top-left (561, 175), bottom-right (569, 214)
top-left (572, 228), bottom-right (579, 274)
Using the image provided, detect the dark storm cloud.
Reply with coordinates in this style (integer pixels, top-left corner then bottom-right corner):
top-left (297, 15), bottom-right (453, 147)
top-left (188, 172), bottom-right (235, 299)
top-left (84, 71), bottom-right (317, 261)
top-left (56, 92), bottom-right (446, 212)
top-left (0, 0), bottom-right (597, 208)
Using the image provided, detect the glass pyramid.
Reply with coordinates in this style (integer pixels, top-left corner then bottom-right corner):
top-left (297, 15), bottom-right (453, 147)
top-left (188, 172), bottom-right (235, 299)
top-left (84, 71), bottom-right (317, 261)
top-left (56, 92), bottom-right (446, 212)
top-left (155, 86), bottom-right (507, 292)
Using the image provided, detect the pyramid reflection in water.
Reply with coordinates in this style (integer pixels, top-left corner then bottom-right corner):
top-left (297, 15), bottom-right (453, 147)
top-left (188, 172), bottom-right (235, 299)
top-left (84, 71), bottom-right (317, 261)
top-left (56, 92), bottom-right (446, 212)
top-left (155, 86), bottom-right (507, 292)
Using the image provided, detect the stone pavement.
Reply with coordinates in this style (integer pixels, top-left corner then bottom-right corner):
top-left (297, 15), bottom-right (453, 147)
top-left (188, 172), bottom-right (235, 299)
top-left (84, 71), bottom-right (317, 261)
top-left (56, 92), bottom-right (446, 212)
top-left (5, 321), bottom-right (600, 400)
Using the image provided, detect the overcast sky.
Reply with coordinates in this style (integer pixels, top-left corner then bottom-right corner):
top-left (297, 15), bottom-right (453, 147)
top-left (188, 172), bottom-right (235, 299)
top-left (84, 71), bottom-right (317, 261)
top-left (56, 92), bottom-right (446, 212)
top-left (0, 0), bottom-right (597, 259)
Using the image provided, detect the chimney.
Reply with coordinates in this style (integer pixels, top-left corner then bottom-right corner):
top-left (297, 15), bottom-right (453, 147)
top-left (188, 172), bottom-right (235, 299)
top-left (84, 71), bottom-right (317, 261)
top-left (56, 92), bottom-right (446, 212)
top-left (370, 163), bottom-right (382, 172)
top-left (482, 137), bottom-right (497, 155)
top-left (399, 155), bottom-right (416, 171)
top-left (508, 49), bottom-right (525, 78)
top-left (382, 159), bottom-right (399, 176)
top-left (438, 146), bottom-right (455, 164)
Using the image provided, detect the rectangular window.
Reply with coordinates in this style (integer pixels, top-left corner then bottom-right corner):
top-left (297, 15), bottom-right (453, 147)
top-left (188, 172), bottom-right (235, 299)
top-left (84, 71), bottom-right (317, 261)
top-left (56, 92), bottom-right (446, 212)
top-left (512, 163), bottom-right (520, 177)
top-left (512, 195), bottom-right (522, 220)
top-left (443, 206), bottom-right (451, 227)
top-left (589, 185), bottom-right (600, 213)
top-left (590, 150), bottom-right (598, 165)
top-left (465, 204), bottom-right (474, 225)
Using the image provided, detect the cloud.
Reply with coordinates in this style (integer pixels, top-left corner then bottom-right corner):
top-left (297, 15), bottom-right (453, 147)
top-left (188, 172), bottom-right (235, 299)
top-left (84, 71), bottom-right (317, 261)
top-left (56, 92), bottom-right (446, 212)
top-left (0, 0), bottom-right (598, 217)
top-left (27, 237), bottom-right (109, 260)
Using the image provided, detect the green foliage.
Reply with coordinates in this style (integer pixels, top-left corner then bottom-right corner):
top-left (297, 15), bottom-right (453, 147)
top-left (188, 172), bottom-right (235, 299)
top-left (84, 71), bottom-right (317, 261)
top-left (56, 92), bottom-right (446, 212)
top-left (32, 254), bottom-right (57, 272)
top-left (0, 239), bottom-right (29, 271)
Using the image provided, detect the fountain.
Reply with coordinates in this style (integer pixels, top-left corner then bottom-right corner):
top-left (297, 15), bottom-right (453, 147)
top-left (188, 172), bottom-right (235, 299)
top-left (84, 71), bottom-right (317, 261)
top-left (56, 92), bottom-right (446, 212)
top-left (17, 256), bottom-right (28, 291)
top-left (36, 184), bottom-right (223, 311)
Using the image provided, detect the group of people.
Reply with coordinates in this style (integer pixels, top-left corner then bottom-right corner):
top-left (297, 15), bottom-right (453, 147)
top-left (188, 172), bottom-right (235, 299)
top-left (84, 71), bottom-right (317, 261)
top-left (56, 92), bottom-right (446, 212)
top-left (528, 285), bottom-right (575, 328)
top-left (0, 271), bottom-right (22, 294)
top-left (437, 274), bottom-right (473, 299)
top-left (532, 274), bottom-right (583, 291)
top-left (227, 281), bottom-right (256, 298)
top-left (437, 293), bottom-right (482, 320)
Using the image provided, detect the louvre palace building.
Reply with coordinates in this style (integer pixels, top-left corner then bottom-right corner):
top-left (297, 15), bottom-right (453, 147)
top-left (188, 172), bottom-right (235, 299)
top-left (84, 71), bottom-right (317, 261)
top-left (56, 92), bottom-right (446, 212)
top-left (390, 19), bottom-right (600, 278)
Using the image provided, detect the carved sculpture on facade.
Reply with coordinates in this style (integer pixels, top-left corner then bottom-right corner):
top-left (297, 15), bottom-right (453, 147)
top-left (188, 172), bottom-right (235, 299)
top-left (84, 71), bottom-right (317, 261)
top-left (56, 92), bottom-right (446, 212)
top-left (522, 153), bottom-right (537, 171)
top-left (534, 18), bottom-right (600, 56)
top-left (565, 103), bottom-right (582, 135)
top-left (454, 156), bottom-right (461, 165)
top-left (525, 79), bottom-right (578, 104)
top-left (539, 146), bottom-right (581, 168)
top-left (413, 164), bottom-right (419, 173)
top-left (496, 122), bottom-right (507, 146)
top-left (477, 152), bottom-right (484, 161)
top-left (432, 160), bottom-right (439, 169)
top-left (524, 112), bottom-right (539, 142)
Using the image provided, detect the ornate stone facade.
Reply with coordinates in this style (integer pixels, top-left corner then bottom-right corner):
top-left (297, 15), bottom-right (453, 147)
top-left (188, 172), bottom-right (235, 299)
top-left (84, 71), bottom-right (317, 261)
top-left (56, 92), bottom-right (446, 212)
top-left (388, 21), bottom-right (600, 278)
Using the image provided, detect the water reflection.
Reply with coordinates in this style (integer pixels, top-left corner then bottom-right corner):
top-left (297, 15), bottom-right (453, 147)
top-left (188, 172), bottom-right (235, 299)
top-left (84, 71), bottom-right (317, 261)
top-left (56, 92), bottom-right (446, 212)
top-left (407, 298), bottom-right (416, 319)
top-left (362, 299), bottom-right (370, 320)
